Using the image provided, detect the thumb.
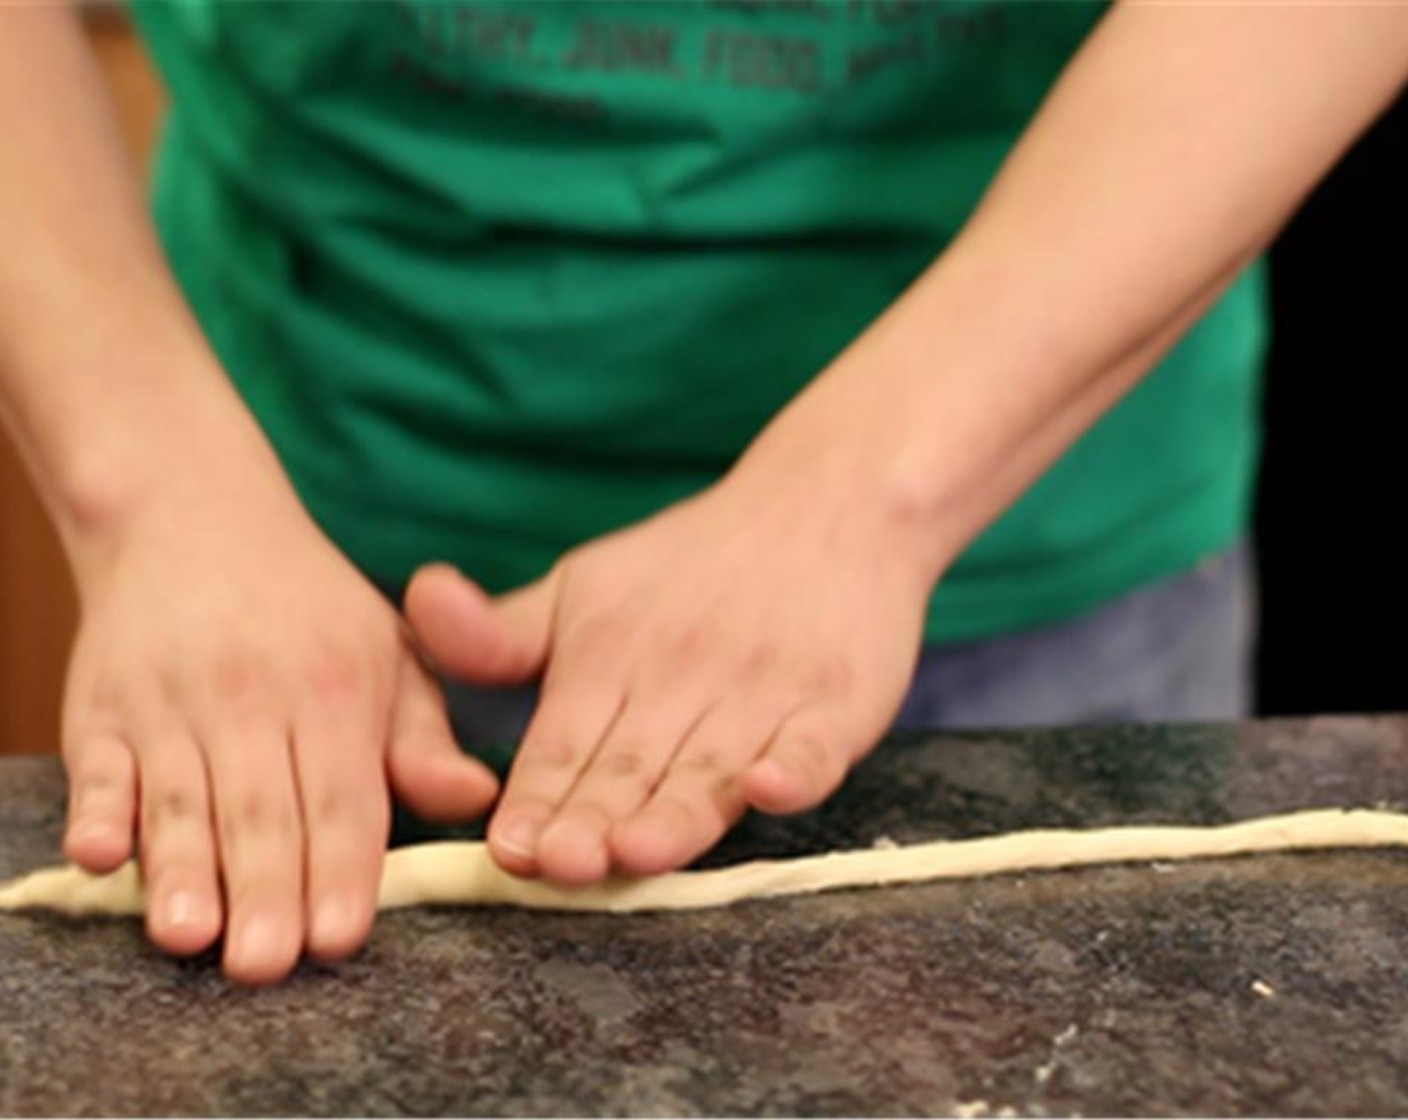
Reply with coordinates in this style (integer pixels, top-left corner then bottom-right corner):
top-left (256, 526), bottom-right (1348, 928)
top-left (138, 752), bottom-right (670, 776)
top-left (403, 562), bottom-right (556, 686)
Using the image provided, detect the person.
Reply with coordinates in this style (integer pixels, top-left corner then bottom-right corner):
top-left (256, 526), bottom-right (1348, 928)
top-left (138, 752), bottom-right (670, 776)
top-left (1, 2), bottom-right (1404, 986)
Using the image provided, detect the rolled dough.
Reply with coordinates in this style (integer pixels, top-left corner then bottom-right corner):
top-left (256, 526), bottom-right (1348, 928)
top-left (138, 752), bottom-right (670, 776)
top-left (1, 807), bottom-right (1406, 917)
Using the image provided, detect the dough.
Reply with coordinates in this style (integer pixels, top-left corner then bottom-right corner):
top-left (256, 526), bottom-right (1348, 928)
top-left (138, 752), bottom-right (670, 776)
top-left (1, 807), bottom-right (1406, 917)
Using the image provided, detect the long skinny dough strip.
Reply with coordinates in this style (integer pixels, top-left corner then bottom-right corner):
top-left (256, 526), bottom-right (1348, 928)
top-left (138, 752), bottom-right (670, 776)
top-left (2, 807), bottom-right (1407, 917)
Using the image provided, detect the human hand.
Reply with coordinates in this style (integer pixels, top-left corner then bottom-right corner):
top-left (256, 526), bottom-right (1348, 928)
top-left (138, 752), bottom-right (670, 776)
top-left (59, 472), bottom-right (497, 984)
top-left (405, 457), bottom-right (938, 885)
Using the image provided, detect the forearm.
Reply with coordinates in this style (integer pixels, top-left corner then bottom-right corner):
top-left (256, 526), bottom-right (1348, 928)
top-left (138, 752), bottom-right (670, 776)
top-left (744, 3), bottom-right (1408, 577)
top-left (0, 7), bottom-right (285, 571)
top-left (934, 249), bottom-right (1256, 572)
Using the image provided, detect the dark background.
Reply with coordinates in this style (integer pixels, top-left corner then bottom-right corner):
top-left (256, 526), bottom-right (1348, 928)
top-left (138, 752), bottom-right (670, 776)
top-left (1255, 91), bottom-right (1406, 715)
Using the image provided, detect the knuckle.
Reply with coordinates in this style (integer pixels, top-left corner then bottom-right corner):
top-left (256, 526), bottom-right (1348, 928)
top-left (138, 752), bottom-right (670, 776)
top-left (84, 677), bottom-right (125, 719)
top-left (560, 800), bottom-right (615, 830)
top-left (306, 649), bottom-right (366, 712)
top-left (209, 650), bottom-right (268, 714)
top-left (564, 614), bottom-right (626, 661)
top-left (232, 787), bottom-right (270, 831)
top-left (643, 793), bottom-right (706, 831)
top-left (148, 785), bottom-right (200, 827)
top-left (66, 687), bottom-right (136, 744)
top-left (152, 664), bottom-right (185, 710)
top-left (742, 641), bottom-right (781, 679)
top-left (700, 775), bottom-right (744, 823)
top-left (73, 755), bottom-right (127, 793)
top-left (786, 741), bottom-right (848, 798)
top-left (59, 736), bottom-right (89, 768)
top-left (805, 654), bottom-right (855, 699)
top-left (310, 784), bottom-right (351, 825)
top-left (597, 747), bottom-right (649, 779)
top-left (519, 737), bottom-right (584, 772)
top-left (310, 780), bottom-right (378, 828)
top-left (710, 772), bottom-right (744, 816)
top-left (223, 787), bottom-right (290, 838)
top-left (677, 747), bottom-right (727, 777)
top-left (499, 795), bottom-right (555, 824)
top-left (663, 621), bottom-right (714, 667)
top-left (592, 747), bottom-right (654, 796)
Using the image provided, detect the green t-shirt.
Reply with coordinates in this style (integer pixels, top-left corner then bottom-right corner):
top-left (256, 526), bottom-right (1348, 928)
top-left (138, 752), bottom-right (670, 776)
top-left (131, 0), bottom-right (1266, 643)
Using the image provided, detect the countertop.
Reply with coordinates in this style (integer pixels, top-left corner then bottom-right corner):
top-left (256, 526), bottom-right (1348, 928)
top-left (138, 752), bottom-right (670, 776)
top-left (3, 716), bottom-right (1408, 1116)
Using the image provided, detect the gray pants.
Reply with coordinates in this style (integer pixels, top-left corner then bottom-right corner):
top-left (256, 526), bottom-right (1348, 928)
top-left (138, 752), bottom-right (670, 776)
top-left (435, 541), bottom-right (1255, 762)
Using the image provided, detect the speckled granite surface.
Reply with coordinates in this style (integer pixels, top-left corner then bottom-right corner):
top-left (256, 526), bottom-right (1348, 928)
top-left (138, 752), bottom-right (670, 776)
top-left (3, 717), bottom-right (1408, 1116)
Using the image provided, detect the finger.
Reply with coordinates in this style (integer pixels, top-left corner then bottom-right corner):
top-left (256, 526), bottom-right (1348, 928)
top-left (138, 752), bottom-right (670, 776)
top-left (404, 563), bottom-right (556, 686)
top-left (387, 659), bottom-right (499, 824)
top-left (742, 707), bottom-right (858, 816)
top-left (610, 695), bottom-right (783, 876)
top-left (61, 731), bottom-right (137, 873)
top-left (204, 721), bottom-right (305, 986)
top-left (294, 681), bottom-right (392, 963)
top-left (488, 632), bottom-right (627, 876)
top-left (534, 698), bottom-right (706, 886)
top-left (134, 729), bottom-right (223, 956)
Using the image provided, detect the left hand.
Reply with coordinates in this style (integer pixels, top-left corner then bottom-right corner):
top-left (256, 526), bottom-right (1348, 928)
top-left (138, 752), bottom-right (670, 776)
top-left (404, 459), bottom-right (936, 885)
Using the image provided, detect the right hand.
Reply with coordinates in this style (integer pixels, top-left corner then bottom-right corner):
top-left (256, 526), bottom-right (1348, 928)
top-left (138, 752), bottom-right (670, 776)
top-left (57, 467), bottom-right (498, 985)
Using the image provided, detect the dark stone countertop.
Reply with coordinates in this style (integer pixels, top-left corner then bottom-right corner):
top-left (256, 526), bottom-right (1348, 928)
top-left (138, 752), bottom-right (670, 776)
top-left (3, 716), bottom-right (1408, 1117)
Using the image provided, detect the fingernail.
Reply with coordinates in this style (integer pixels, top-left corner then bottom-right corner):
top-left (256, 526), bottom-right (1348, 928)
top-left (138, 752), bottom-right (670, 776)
top-left (164, 890), bottom-right (206, 930)
top-left (313, 897), bottom-right (352, 945)
top-left (750, 758), bottom-right (786, 785)
top-left (495, 818), bottom-right (540, 858)
top-left (233, 917), bottom-right (279, 963)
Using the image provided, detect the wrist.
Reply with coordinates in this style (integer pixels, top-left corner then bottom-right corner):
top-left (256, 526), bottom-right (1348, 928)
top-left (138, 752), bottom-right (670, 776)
top-left (733, 258), bottom-right (1058, 590)
top-left (727, 402), bottom-right (959, 600)
top-left (47, 352), bottom-right (298, 587)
